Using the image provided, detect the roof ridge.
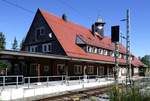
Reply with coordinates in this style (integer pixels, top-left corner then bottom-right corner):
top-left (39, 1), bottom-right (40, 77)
top-left (38, 8), bottom-right (92, 32)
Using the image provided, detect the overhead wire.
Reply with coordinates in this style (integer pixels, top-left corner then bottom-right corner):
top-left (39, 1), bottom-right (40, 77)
top-left (1, 0), bottom-right (34, 14)
top-left (56, 0), bottom-right (93, 22)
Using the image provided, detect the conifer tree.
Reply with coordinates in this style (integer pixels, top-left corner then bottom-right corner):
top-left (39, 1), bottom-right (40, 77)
top-left (0, 32), bottom-right (6, 50)
top-left (12, 37), bottom-right (18, 50)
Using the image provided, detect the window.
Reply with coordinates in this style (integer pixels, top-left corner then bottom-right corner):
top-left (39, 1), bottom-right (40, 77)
top-left (98, 48), bottom-right (103, 54)
top-left (41, 28), bottom-right (45, 35)
top-left (111, 52), bottom-right (115, 57)
top-left (44, 65), bottom-right (49, 72)
top-left (36, 29), bottom-right (40, 35)
top-left (29, 45), bottom-right (37, 52)
top-left (107, 51), bottom-right (111, 56)
top-left (93, 48), bottom-right (97, 53)
top-left (87, 66), bottom-right (94, 74)
top-left (121, 68), bottom-right (126, 75)
top-left (99, 66), bottom-right (104, 75)
top-left (123, 55), bottom-right (126, 59)
top-left (74, 65), bottom-right (82, 74)
top-left (121, 54), bottom-right (124, 59)
top-left (57, 64), bottom-right (65, 75)
top-left (103, 50), bottom-right (107, 55)
top-left (89, 46), bottom-right (93, 53)
top-left (134, 68), bottom-right (139, 74)
top-left (35, 27), bottom-right (45, 36)
top-left (30, 63), bottom-right (38, 76)
top-left (42, 43), bottom-right (52, 52)
top-left (131, 56), bottom-right (134, 60)
top-left (87, 46), bottom-right (90, 52)
top-left (87, 46), bottom-right (93, 53)
top-left (119, 53), bottom-right (122, 58)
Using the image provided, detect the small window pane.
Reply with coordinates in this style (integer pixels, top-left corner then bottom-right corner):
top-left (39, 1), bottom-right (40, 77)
top-left (44, 45), bottom-right (47, 52)
top-left (40, 28), bottom-right (45, 35)
top-left (48, 44), bottom-right (52, 52)
top-left (37, 29), bottom-right (40, 35)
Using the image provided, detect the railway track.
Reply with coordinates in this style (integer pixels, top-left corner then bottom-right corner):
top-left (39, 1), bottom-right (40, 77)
top-left (37, 84), bottom-right (118, 101)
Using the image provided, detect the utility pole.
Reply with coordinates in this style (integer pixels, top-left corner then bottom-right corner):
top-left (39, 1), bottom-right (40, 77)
top-left (126, 9), bottom-right (131, 84)
top-left (120, 9), bottom-right (131, 84)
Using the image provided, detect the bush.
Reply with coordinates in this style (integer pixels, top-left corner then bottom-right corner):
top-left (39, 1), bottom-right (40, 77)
top-left (109, 84), bottom-right (150, 101)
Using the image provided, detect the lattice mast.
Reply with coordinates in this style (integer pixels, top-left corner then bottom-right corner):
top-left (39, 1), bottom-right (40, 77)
top-left (126, 9), bottom-right (131, 84)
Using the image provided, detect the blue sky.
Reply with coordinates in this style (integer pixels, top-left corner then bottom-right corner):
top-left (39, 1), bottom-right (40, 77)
top-left (0, 0), bottom-right (149, 57)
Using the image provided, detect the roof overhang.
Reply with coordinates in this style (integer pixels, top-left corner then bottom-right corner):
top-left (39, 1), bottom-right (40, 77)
top-left (0, 50), bottom-right (70, 60)
top-left (0, 50), bottom-right (116, 65)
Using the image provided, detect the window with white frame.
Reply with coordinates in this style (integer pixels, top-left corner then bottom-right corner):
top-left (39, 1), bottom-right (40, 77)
top-left (107, 51), bottom-right (111, 56)
top-left (42, 43), bottom-right (52, 52)
top-left (131, 56), bottom-right (134, 60)
top-left (134, 67), bottom-right (139, 74)
top-left (103, 50), bottom-right (107, 55)
top-left (123, 54), bottom-right (126, 59)
top-left (98, 48), bottom-right (103, 54)
top-left (57, 64), bottom-right (65, 75)
top-left (29, 45), bottom-right (37, 52)
top-left (90, 47), bottom-right (93, 53)
top-left (85, 45), bottom-right (130, 60)
top-left (87, 46), bottom-right (90, 52)
top-left (93, 47), bottom-right (97, 53)
top-left (74, 65), bottom-right (82, 74)
top-left (111, 52), bottom-right (115, 57)
top-left (87, 65), bottom-right (94, 74)
top-left (121, 54), bottom-right (124, 59)
top-left (35, 27), bottom-right (45, 36)
top-left (119, 53), bottom-right (122, 58)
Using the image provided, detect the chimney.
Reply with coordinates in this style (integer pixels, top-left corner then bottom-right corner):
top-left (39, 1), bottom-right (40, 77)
top-left (62, 14), bottom-right (67, 21)
top-left (91, 24), bottom-right (96, 35)
top-left (92, 18), bottom-right (105, 37)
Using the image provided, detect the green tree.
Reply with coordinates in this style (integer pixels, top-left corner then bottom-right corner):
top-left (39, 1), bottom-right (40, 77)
top-left (0, 61), bottom-right (11, 76)
top-left (141, 55), bottom-right (150, 67)
top-left (140, 55), bottom-right (150, 76)
top-left (0, 32), bottom-right (6, 50)
top-left (12, 37), bottom-right (18, 50)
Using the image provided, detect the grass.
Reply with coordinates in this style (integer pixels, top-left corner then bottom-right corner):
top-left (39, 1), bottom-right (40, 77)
top-left (109, 84), bottom-right (150, 101)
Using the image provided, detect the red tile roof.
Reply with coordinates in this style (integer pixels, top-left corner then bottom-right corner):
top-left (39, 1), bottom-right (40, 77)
top-left (39, 9), bottom-right (144, 67)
